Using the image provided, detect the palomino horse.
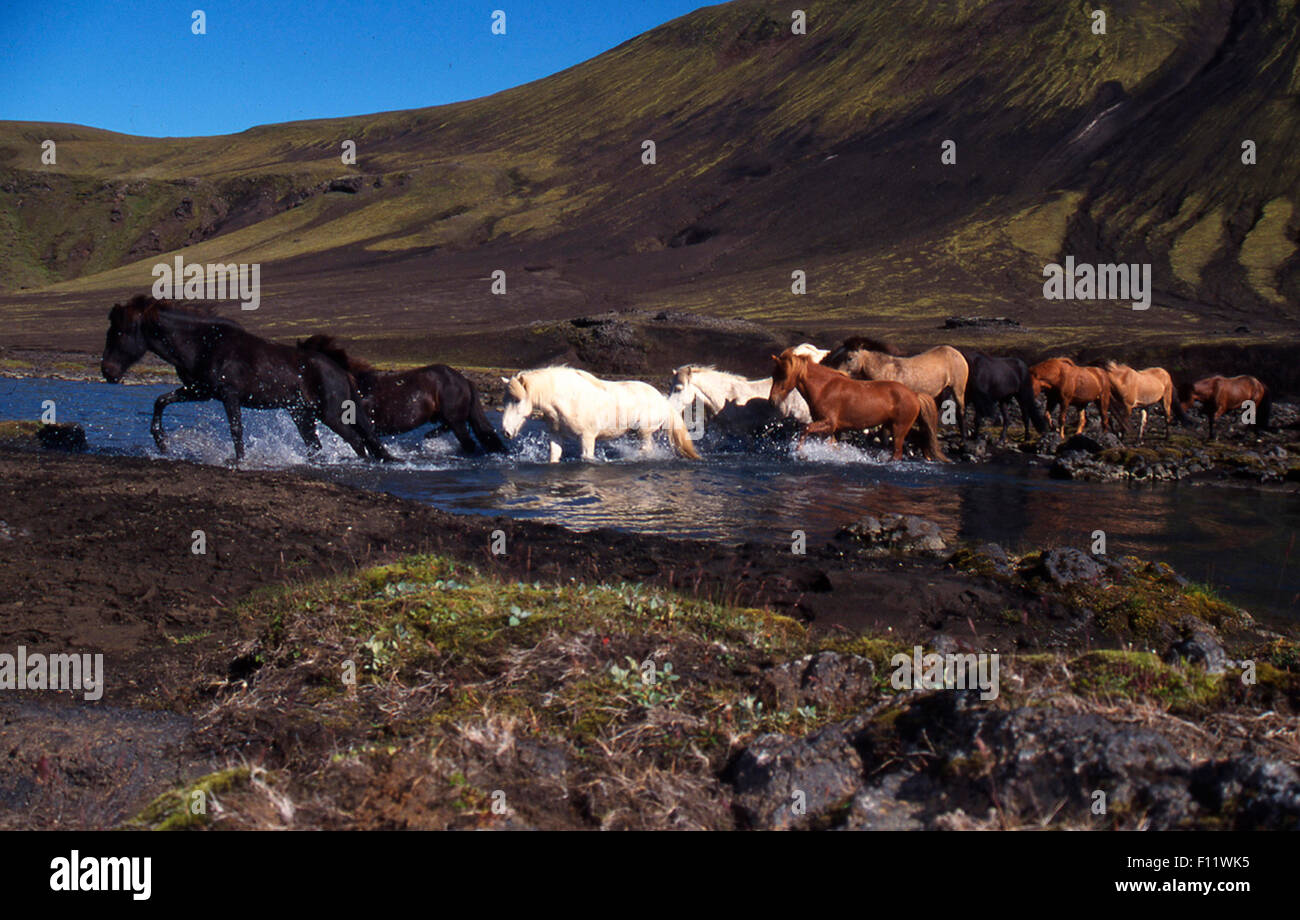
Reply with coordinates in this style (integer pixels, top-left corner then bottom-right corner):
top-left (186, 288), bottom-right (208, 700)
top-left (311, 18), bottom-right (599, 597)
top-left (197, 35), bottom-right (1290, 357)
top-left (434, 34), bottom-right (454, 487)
top-left (297, 336), bottom-right (506, 454)
top-left (500, 367), bottom-right (701, 462)
top-left (1104, 362), bottom-right (1176, 441)
top-left (100, 295), bottom-right (391, 462)
top-left (963, 352), bottom-right (1047, 441)
top-left (768, 349), bottom-right (948, 461)
top-left (1179, 375), bottom-right (1271, 439)
top-left (823, 337), bottom-right (969, 437)
top-left (1028, 357), bottom-right (1111, 437)
top-left (668, 365), bottom-right (811, 424)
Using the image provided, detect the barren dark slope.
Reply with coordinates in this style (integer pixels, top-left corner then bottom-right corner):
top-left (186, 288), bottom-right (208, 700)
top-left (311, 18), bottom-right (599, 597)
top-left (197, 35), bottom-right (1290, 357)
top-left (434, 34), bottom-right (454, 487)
top-left (0, 0), bottom-right (1297, 378)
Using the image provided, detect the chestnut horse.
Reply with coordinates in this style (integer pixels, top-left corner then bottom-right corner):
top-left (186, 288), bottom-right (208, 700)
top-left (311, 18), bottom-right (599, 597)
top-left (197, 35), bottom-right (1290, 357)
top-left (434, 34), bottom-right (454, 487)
top-left (1028, 357), bottom-right (1111, 437)
top-left (823, 337), bottom-right (969, 438)
top-left (297, 336), bottom-right (506, 454)
top-left (1178, 375), bottom-right (1271, 439)
top-left (769, 349), bottom-right (947, 461)
top-left (1104, 362), bottom-right (1176, 441)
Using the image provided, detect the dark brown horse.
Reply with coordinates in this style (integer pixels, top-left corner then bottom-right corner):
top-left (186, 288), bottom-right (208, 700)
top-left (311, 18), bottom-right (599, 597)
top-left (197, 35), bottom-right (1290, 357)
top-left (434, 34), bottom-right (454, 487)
top-left (769, 349), bottom-right (947, 461)
top-left (1028, 357), bottom-right (1112, 437)
top-left (101, 295), bottom-right (391, 462)
top-left (297, 336), bottom-right (506, 454)
top-left (963, 351), bottom-right (1047, 441)
top-left (1178, 375), bottom-right (1271, 439)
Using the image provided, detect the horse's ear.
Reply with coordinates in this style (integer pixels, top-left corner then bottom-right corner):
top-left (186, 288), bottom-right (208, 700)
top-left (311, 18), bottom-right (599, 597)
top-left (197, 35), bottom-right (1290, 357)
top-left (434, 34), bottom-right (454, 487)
top-left (770, 354), bottom-right (779, 361)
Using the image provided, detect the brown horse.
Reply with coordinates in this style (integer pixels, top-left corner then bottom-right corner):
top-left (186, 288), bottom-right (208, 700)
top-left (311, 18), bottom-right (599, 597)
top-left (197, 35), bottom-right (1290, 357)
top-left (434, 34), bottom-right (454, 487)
top-left (823, 338), bottom-right (969, 437)
top-left (1178, 375), bottom-right (1271, 439)
top-left (1104, 362), bottom-right (1176, 441)
top-left (1028, 357), bottom-right (1112, 437)
top-left (769, 349), bottom-right (947, 461)
top-left (297, 336), bottom-right (507, 454)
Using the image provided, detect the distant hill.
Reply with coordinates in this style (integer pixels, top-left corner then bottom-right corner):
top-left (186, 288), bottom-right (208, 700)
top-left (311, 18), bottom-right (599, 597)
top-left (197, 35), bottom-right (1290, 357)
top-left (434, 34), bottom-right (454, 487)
top-left (1, 0), bottom-right (1297, 377)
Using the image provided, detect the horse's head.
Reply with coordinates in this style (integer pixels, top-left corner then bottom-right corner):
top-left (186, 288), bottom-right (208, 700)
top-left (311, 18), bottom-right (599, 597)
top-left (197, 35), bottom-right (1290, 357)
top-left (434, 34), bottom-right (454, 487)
top-left (500, 373), bottom-right (533, 438)
top-left (769, 350), bottom-right (806, 404)
top-left (101, 299), bottom-right (151, 383)
top-left (1027, 359), bottom-right (1058, 396)
top-left (667, 366), bottom-right (696, 410)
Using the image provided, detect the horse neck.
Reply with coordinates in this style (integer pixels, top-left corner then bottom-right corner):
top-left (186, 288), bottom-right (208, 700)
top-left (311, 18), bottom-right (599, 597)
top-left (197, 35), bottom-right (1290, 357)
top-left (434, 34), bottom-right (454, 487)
top-left (691, 378), bottom-right (728, 414)
top-left (856, 351), bottom-right (887, 374)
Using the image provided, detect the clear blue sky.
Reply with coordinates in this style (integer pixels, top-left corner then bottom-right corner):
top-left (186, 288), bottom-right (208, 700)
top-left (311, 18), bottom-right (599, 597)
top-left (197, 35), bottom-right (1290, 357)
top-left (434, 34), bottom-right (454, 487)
top-left (1, 1), bottom-right (716, 137)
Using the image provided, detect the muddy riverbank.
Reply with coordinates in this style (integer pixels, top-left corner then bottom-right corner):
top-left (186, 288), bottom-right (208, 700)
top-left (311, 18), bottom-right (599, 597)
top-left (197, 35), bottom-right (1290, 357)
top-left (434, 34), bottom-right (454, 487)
top-left (1, 447), bottom-right (1298, 829)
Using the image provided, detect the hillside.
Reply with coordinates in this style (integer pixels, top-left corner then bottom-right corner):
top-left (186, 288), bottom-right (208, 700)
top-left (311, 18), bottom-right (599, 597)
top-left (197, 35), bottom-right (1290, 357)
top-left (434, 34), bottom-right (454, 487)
top-left (1, 0), bottom-right (1298, 378)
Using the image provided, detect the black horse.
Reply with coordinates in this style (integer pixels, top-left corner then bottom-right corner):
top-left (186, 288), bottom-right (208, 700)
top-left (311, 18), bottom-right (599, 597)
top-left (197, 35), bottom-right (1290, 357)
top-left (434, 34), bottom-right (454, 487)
top-left (101, 295), bottom-right (392, 462)
top-left (963, 351), bottom-right (1047, 441)
top-left (296, 336), bottom-right (507, 454)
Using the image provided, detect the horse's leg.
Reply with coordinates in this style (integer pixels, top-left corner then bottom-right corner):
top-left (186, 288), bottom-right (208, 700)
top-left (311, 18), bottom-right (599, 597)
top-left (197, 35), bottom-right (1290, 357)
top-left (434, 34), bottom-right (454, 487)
top-left (450, 420), bottom-right (478, 455)
top-left (423, 418), bottom-right (451, 439)
top-left (290, 407), bottom-right (322, 453)
top-left (1137, 408), bottom-right (1148, 443)
top-left (579, 432), bottom-right (597, 461)
top-left (890, 420), bottom-right (908, 460)
top-left (150, 387), bottom-right (201, 453)
top-left (639, 429), bottom-right (655, 455)
top-left (548, 438), bottom-right (563, 463)
top-left (222, 398), bottom-right (245, 463)
top-left (319, 402), bottom-right (371, 459)
top-left (999, 402), bottom-right (1010, 443)
top-left (796, 419), bottom-right (834, 452)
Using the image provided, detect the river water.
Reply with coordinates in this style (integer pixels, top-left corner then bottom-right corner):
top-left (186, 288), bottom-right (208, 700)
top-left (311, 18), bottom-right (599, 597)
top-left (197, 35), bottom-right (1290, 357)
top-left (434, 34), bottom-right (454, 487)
top-left (4, 376), bottom-right (1297, 620)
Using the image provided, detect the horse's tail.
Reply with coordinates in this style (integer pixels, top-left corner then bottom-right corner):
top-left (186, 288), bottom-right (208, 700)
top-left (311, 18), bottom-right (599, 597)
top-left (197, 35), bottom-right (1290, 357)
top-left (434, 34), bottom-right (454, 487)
top-left (1172, 380), bottom-right (1197, 426)
top-left (467, 382), bottom-right (509, 452)
top-left (1257, 383), bottom-right (1272, 430)
top-left (915, 393), bottom-right (949, 462)
top-left (1017, 373), bottom-right (1048, 433)
top-left (668, 415), bottom-right (702, 460)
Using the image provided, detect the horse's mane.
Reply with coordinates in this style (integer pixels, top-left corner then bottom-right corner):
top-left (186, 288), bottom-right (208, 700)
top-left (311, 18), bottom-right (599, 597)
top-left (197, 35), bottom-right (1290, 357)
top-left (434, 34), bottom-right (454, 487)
top-left (840, 335), bottom-right (903, 356)
top-left (297, 334), bottom-right (374, 374)
top-left (117, 293), bottom-right (244, 329)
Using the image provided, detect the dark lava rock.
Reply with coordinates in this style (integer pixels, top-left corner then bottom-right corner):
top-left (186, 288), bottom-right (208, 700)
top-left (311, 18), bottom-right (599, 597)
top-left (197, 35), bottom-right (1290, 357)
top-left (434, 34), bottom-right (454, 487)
top-left (1057, 434), bottom-right (1104, 455)
top-left (887, 693), bottom-right (1197, 828)
top-left (943, 316), bottom-right (1021, 329)
top-left (1022, 547), bottom-right (1110, 587)
top-left (837, 513), bottom-right (947, 554)
top-left (1190, 758), bottom-right (1300, 830)
top-left (327, 177), bottom-right (364, 193)
top-left (730, 690), bottom-right (1300, 829)
top-left (759, 651), bottom-right (876, 711)
top-left (1164, 630), bottom-right (1228, 675)
top-left (729, 726), bottom-right (864, 830)
top-left (37, 423), bottom-right (86, 452)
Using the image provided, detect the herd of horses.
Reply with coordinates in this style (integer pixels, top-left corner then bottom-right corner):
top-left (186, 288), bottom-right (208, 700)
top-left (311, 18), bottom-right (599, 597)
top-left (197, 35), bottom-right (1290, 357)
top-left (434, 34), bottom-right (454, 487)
top-left (99, 295), bottom-right (1273, 464)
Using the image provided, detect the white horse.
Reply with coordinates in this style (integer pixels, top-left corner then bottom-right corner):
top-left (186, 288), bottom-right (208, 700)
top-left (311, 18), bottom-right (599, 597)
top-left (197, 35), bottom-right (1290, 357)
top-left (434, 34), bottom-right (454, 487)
top-left (501, 367), bottom-right (701, 462)
top-left (668, 365), bottom-right (812, 424)
top-left (789, 343), bottom-right (830, 363)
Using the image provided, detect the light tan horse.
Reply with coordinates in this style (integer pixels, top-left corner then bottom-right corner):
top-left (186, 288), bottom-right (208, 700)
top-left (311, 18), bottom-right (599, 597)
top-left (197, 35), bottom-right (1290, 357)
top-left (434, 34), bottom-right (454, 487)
top-left (823, 338), bottom-right (969, 437)
top-left (1104, 362), bottom-right (1175, 441)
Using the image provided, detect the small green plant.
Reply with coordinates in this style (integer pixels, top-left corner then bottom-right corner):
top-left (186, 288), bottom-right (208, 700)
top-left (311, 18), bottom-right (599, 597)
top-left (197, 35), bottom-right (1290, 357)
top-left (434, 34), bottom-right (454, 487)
top-left (608, 656), bottom-right (684, 708)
